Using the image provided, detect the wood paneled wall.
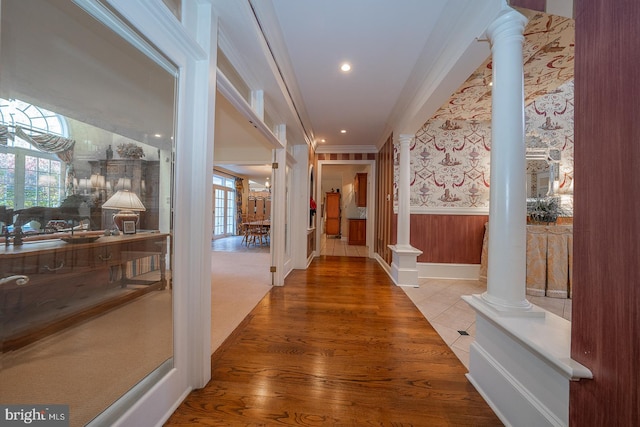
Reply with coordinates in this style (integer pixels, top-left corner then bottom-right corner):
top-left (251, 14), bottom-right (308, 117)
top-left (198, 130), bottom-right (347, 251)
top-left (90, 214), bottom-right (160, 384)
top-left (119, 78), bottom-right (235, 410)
top-left (391, 214), bottom-right (488, 264)
top-left (412, 214), bottom-right (488, 264)
top-left (571, 1), bottom-right (640, 425)
top-left (375, 135), bottom-right (394, 265)
top-left (375, 135), bottom-right (487, 266)
top-left (509, 0), bottom-right (546, 12)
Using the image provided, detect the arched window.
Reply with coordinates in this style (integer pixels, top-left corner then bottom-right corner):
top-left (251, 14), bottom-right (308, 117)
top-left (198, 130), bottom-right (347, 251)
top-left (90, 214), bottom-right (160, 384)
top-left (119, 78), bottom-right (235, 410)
top-left (0, 98), bottom-right (68, 209)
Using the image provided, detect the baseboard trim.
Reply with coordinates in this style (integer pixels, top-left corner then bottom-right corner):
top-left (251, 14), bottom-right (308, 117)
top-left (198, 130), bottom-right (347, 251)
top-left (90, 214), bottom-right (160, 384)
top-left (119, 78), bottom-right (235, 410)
top-left (467, 341), bottom-right (565, 427)
top-left (417, 262), bottom-right (480, 280)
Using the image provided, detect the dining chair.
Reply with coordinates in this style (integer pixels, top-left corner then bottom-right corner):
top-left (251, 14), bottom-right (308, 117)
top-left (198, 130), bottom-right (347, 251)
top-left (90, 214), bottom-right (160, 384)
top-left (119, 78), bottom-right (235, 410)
top-left (240, 213), bottom-right (251, 245)
top-left (247, 215), bottom-right (268, 246)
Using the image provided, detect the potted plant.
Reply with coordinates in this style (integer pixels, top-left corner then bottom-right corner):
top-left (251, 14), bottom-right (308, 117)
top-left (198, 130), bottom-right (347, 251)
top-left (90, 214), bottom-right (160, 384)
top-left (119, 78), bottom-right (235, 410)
top-left (527, 197), bottom-right (565, 225)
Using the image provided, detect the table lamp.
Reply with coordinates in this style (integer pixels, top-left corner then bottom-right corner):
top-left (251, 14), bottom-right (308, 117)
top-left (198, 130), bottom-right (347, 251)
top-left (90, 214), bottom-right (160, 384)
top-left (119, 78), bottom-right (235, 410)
top-left (101, 190), bottom-right (146, 232)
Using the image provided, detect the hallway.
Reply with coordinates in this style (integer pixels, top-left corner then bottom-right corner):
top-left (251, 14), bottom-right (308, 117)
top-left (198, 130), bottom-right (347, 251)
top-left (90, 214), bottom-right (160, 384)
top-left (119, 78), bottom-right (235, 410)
top-left (167, 256), bottom-right (501, 426)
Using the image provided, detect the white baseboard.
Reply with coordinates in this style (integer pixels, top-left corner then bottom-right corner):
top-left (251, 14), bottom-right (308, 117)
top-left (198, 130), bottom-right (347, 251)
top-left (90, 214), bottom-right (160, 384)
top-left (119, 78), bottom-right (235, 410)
top-left (417, 262), bottom-right (480, 280)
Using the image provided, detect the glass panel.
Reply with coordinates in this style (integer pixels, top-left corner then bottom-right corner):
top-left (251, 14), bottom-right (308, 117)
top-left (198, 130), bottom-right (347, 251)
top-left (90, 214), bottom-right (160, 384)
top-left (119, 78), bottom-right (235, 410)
top-left (214, 188), bottom-right (225, 236)
top-left (0, 153), bottom-right (15, 209)
top-left (0, 1), bottom-right (177, 425)
top-left (226, 191), bottom-right (235, 234)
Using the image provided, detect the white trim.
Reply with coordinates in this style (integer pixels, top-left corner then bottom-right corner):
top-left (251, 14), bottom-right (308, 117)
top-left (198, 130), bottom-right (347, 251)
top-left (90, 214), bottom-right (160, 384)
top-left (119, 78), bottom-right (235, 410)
top-left (82, 1), bottom-right (217, 426)
top-left (217, 70), bottom-right (284, 150)
top-left (315, 144), bottom-right (378, 154)
top-left (375, 252), bottom-right (393, 278)
top-left (463, 299), bottom-right (592, 427)
top-left (316, 159), bottom-right (376, 259)
top-left (392, 206), bottom-right (490, 215)
top-left (410, 206), bottom-right (489, 215)
top-left (417, 262), bottom-right (480, 280)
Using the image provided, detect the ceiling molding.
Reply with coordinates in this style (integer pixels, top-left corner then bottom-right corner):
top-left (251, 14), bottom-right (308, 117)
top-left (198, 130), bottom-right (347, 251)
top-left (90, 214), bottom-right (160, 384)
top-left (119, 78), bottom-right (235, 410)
top-left (315, 144), bottom-right (378, 154)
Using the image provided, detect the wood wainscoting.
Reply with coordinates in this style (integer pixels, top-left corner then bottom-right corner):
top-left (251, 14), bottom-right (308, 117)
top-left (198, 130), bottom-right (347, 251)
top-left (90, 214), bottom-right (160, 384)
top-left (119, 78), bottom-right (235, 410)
top-left (392, 214), bottom-right (488, 264)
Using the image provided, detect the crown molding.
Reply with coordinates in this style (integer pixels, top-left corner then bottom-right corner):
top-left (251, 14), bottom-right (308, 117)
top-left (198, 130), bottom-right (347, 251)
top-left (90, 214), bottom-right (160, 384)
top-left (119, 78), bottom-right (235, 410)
top-left (315, 144), bottom-right (378, 154)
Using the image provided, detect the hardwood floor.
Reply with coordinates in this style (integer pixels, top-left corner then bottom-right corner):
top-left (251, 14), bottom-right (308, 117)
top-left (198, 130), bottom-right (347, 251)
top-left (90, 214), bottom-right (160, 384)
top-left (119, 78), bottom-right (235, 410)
top-left (166, 256), bottom-right (501, 426)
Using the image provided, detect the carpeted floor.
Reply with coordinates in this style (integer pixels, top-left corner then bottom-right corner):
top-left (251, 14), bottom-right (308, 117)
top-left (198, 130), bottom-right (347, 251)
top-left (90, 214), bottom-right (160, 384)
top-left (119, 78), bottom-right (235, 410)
top-left (0, 281), bottom-right (172, 427)
top-left (210, 250), bottom-right (272, 352)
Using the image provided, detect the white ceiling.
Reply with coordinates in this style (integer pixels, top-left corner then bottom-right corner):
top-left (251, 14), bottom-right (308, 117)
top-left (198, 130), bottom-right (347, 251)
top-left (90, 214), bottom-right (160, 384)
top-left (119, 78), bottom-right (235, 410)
top-left (213, 0), bottom-right (504, 179)
top-left (213, 1), bottom-right (573, 182)
top-left (249, 0), bottom-right (504, 151)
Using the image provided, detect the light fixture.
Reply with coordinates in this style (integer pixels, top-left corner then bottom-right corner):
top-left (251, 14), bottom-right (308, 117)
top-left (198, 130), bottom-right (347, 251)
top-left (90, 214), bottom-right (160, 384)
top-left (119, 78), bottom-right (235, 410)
top-left (115, 177), bottom-right (132, 191)
top-left (340, 62), bottom-right (351, 72)
top-left (265, 177), bottom-right (271, 193)
top-left (340, 129), bottom-right (347, 134)
top-left (101, 190), bottom-right (146, 232)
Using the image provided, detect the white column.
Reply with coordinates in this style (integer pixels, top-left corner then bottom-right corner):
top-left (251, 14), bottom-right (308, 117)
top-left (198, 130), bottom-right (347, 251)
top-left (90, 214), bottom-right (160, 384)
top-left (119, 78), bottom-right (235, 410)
top-left (483, 9), bottom-right (532, 310)
top-left (397, 134), bottom-right (412, 248)
top-left (388, 133), bottom-right (422, 286)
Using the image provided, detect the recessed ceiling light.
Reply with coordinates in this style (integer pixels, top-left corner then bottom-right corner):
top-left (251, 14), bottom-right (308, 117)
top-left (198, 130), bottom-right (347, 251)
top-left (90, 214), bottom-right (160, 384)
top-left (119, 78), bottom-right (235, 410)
top-left (340, 129), bottom-right (347, 134)
top-left (320, 139), bottom-right (326, 143)
top-left (340, 63), bottom-right (351, 72)
top-left (154, 133), bottom-right (162, 138)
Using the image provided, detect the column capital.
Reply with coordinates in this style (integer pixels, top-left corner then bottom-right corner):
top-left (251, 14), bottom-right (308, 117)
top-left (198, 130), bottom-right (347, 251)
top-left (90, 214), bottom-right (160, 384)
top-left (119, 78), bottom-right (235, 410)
top-left (486, 8), bottom-right (528, 46)
top-left (396, 133), bottom-right (414, 146)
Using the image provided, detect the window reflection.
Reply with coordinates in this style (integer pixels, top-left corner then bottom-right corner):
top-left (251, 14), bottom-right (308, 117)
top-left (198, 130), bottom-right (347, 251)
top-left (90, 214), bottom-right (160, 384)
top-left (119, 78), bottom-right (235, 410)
top-left (0, 1), bottom-right (176, 425)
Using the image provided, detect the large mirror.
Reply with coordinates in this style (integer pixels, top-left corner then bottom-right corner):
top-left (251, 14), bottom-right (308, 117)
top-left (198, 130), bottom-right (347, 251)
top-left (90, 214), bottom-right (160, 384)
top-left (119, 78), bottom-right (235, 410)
top-left (0, 1), bottom-right (176, 425)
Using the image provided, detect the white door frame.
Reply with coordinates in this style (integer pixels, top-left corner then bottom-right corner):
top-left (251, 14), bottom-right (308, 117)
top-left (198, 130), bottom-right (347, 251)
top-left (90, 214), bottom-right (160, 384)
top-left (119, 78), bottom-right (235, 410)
top-left (316, 159), bottom-right (376, 258)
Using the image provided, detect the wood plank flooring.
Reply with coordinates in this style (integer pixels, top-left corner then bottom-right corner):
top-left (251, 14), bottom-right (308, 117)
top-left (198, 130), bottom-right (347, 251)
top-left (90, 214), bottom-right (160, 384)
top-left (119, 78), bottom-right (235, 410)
top-left (165, 256), bottom-right (502, 426)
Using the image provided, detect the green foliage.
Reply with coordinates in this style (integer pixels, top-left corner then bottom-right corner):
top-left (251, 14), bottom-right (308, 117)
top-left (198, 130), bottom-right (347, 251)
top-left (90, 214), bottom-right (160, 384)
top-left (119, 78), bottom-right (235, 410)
top-left (527, 197), bottom-right (566, 224)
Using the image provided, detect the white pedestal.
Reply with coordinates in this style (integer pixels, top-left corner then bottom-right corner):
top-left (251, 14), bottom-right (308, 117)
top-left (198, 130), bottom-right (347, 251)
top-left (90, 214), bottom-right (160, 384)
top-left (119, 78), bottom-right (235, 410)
top-left (463, 294), bottom-right (592, 427)
top-left (388, 244), bottom-right (422, 287)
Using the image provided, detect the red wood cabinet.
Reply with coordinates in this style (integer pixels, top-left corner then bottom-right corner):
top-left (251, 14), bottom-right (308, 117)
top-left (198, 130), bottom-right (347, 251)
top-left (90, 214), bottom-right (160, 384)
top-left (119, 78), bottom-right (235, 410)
top-left (348, 219), bottom-right (366, 245)
top-left (325, 192), bottom-right (341, 236)
top-left (354, 173), bottom-right (367, 207)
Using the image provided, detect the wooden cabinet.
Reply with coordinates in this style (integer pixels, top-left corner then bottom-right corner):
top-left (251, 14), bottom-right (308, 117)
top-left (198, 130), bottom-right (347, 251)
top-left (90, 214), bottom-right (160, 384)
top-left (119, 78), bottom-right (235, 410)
top-left (89, 159), bottom-right (160, 230)
top-left (354, 173), bottom-right (367, 207)
top-left (348, 219), bottom-right (366, 245)
top-left (325, 192), bottom-right (341, 236)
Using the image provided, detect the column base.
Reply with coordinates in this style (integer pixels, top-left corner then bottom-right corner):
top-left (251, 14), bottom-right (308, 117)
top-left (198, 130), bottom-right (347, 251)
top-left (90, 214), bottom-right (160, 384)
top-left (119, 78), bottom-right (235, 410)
top-left (388, 244), bottom-right (423, 287)
top-left (462, 294), bottom-right (592, 427)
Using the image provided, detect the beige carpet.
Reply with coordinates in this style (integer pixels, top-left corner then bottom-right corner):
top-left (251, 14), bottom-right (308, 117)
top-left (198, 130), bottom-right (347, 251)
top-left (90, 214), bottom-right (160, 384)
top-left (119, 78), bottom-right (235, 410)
top-left (0, 286), bottom-right (172, 427)
top-left (211, 250), bottom-right (272, 352)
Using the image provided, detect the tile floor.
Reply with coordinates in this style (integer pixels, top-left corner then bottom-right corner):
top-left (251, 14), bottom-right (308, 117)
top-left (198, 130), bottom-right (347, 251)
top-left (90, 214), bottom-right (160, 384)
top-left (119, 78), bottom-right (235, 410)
top-left (320, 234), bottom-right (369, 257)
top-left (403, 278), bottom-right (572, 368)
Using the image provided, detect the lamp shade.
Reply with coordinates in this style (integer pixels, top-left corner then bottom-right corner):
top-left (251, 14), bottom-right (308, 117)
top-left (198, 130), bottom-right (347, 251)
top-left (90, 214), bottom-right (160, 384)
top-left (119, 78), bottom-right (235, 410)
top-left (102, 190), bottom-right (146, 232)
top-left (102, 190), bottom-right (146, 211)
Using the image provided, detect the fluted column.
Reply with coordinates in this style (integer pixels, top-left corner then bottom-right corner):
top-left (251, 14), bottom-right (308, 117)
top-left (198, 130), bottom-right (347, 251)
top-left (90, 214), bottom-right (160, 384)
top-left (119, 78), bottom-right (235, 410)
top-left (483, 9), bottom-right (532, 310)
top-left (397, 134), bottom-right (412, 248)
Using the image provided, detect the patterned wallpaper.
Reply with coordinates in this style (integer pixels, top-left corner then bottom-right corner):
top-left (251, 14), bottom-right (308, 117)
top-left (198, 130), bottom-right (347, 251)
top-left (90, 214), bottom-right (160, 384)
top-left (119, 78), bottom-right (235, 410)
top-left (403, 80), bottom-right (574, 210)
top-left (432, 10), bottom-right (574, 122)
top-left (396, 8), bottom-right (575, 212)
top-left (409, 119), bottom-right (492, 209)
top-left (526, 80), bottom-right (574, 193)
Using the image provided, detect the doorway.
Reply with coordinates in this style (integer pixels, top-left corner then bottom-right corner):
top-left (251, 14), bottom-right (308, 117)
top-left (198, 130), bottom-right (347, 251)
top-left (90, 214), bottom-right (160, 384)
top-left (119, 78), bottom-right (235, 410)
top-left (317, 160), bottom-right (375, 258)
